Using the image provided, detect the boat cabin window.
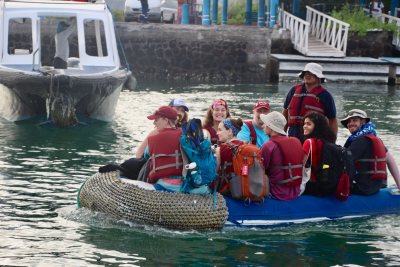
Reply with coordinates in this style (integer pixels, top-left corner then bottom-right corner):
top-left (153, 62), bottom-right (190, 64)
top-left (84, 19), bottom-right (108, 57)
top-left (8, 18), bottom-right (33, 55)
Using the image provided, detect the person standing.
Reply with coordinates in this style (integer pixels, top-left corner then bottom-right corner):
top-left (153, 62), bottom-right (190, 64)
top-left (341, 109), bottom-right (400, 195)
top-left (139, 0), bottom-right (149, 23)
top-left (237, 99), bottom-right (271, 148)
top-left (54, 18), bottom-right (76, 69)
top-left (283, 63), bottom-right (337, 143)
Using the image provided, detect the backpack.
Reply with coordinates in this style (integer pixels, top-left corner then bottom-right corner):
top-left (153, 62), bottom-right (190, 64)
top-left (229, 143), bottom-right (268, 201)
top-left (180, 118), bottom-right (217, 192)
top-left (315, 143), bottom-right (353, 200)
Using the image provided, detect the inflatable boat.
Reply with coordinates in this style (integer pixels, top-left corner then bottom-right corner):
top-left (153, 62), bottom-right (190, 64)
top-left (77, 172), bottom-right (400, 230)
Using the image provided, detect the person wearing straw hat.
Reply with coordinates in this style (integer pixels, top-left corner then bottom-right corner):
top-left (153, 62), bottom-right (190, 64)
top-left (341, 109), bottom-right (400, 195)
top-left (260, 111), bottom-right (304, 200)
top-left (283, 63), bottom-right (337, 143)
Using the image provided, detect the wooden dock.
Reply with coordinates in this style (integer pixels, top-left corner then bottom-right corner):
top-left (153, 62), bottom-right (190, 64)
top-left (271, 54), bottom-right (397, 84)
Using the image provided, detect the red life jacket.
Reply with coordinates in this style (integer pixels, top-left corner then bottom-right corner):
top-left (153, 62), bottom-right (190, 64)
top-left (219, 139), bottom-right (245, 175)
top-left (288, 84), bottom-right (326, 127)
top-left (204, 126), bottom-right (219, 145)
top-left (269, 135), bottom-right (304, 187)
top-left (147, 128), bottom-right (183, 183)
top-left (356, 134), bottom-right (387, 180)
top-left (244, 120), bottom-right (257, 145)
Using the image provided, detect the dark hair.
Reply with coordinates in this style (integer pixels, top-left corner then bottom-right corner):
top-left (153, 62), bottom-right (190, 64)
top-left (303, 112), bottom-right (335, 143)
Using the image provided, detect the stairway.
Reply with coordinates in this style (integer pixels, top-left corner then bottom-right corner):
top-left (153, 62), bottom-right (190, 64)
top-left (271, 54), bottom-right (390, 84)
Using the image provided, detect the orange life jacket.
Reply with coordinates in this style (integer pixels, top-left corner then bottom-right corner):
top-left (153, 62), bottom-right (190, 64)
top-left (147, 128), bottom-right (183, 183)
top-left (269, 135), bottom-right (304, 187)
top-left (356, 134), bottom-right (387, 180)
top-left (288, 84), bottom-right (326, 127)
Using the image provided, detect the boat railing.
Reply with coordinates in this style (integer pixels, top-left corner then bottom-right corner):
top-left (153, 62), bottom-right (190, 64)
top-left (363, 8), bottom-right (400, 50)
top-left (279, 7), bottom-right (310, 55)
top-left (306, 6), bottom-right (349, 55)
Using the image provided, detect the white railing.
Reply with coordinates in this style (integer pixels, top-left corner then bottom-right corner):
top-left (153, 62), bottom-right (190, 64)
top-left (363, 8), bottom-right (400, 50)
top-left (306, 6), bottom-right (349, 55)
top-left (279, 8), bottom-right (310, 55)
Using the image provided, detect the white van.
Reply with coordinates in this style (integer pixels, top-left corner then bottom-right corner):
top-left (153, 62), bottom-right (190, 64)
top-left (124, 0), bottom-right (178, 23)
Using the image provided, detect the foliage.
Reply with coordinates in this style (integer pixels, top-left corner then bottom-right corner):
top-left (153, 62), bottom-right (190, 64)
top-left (112, 10), bottom-right (125, 22)
top-left (331, 4), bottom-right (398, 36)
top-left (227, 1), bottom-right (258, 25)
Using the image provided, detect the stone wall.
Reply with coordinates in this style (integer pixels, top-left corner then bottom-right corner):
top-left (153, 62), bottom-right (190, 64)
top-left (116, 23), bottom-right (277, 84)
top-left (346, 31), bottom-right (394, 57)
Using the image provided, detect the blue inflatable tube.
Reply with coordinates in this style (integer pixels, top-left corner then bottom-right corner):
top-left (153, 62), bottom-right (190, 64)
top-left (225, 188), bottom-right (400, 227)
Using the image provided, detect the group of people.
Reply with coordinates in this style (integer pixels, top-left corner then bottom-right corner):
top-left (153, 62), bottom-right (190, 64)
top-left (117, 62), bottom-right (400, 200)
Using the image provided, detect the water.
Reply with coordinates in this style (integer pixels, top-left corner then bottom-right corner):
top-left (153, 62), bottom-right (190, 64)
top-left (1, 82), bottom-right (400, 266)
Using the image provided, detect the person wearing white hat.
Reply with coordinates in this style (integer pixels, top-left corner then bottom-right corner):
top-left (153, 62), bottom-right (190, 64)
top-left (282, 62), bottom-right (337, 143)
top-left (169, 98), bottom-right (190, 127)
top-left (259, 111), bottom-right (304, 200)
top-left (341, 109), bottom-right (400, 195)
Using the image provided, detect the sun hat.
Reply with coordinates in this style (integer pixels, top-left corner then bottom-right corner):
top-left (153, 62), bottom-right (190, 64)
top-left (147, 106), bottom-right (178, 121)
top-left (211, 99), bottom-right (228, 109)
top-left (340, 109), bottom-right (370, 127)
top-left (298, 63), bottom-right (325, 83)
top-left (168, 99), bottom-right (189, 112)
top-left (260, 111), bottom-right (287, 135)
top-left (253, 100), bottom-right (271, 111)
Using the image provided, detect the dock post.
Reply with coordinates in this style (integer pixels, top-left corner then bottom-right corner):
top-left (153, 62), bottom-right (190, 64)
top-left (212, 0), bottom-right (218, 24)
top-left (222, 0), bottom-right (228, 25)
top-left (269, 0), bottom-right (278, 27)
top-left (258, 0), bottom-right (266, 27)
top-left (245, 0), bottom-right (252, 26)
top-left (181, 4), bottom-right (190, 24)
top-left (388, 65), bottom-right (397, 85)
top-left (391, 0), bottom-right (399, 16)
top-left (202, 0), bottom-right (211, 25)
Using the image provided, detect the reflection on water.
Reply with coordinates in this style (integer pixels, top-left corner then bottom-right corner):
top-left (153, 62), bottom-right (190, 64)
top-left (0, 82), bottom-right (400, 265)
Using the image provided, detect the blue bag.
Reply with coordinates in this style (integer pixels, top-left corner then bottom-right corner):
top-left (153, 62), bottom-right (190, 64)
top-left (180, 118), bottom-right (217, 193)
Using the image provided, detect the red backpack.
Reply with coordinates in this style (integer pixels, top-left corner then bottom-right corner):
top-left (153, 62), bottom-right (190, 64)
top-left (229, 144), bottom-right (269, 201)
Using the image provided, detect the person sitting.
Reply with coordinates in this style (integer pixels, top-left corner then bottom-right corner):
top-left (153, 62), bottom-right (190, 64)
top-left (202, 99), bottom-right (230, 145)
top-left (169, 98), bottom-right (189, 127)
top-left (54, 18), bottom-right (77, 69)
top-left (260, 111), bottom-right (304, 200)
top-left (302, 112), bottom-right (337, 196)
top-left (214, 118), bottom-right (244, 194)
top-left (237, 99), bottom-right (271, 148)
top-left (341, 109), bottom-right (400, 195)
top-left (136, 98), bottom-right (189, 158)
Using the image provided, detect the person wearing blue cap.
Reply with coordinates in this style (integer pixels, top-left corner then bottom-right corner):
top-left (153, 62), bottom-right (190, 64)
top-left (54, 18), bottom-right (76, 69)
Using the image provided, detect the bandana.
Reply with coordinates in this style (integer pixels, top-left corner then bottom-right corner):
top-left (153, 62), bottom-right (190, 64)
top-left (344, 122), bottom-right (377, 148)
top-left (212, 99), bottom-right (228, 109)
top-left (223, 118), bottom-right (240, 136)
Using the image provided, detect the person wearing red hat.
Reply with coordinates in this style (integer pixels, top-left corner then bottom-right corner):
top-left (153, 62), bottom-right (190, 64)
top-left (202, 99), bottom-right (230, 145)
top-left (137, 106), bottom-right (186, 190)
top-left (237, 99), bottom-right (271, 148)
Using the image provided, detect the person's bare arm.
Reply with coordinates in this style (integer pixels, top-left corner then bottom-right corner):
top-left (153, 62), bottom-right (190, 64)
top-left (328, 117), bottom-right (338, 141)
top-left (387, 151), bottom-right (400, 189)
top-left (282, 108), bottom-right (289, 131)
top-left (135, 129), bottom-right (158, 158)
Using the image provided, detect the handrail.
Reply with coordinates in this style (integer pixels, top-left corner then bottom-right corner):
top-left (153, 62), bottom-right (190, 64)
top-left (363, 8), bottom-right (400, 50)
top-left (279, 7), bottom-right (310, 55)
top-left (306, 5), bottom-right (349, 55)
